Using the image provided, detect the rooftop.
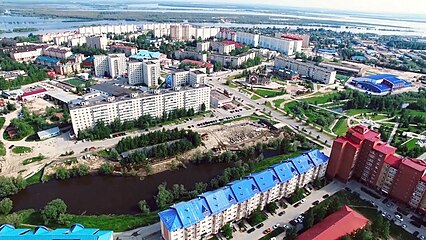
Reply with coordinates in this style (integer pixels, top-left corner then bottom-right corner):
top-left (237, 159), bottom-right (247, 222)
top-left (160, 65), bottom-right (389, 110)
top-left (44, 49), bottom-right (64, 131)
top-left (384, 154), bottom-right (402, 169)
top-left (270, 161), bottom-right (297, 183)
top-left (90, 83), bottom-right (135, 97)
top-left (402, 158), bottom-right (426, 173)
top-left (296, 206), bottom-right (369, 240)
top-left (0, 223), bottom-right (113, 240)
top-left (210, 90), bottom-right (231, 101)
top-left (37, 127), bottom-right (60, 139)
top-left (290, 155), bottom-right (316, 175)
top-left (281, 34), bottom-right (303, 41)
top-left (181, 59), bottom-right (213, 69)
top-left (249, 169), bottom-right (280, 192)
top-left (130, 50), bottom-right (162, 60)
top-left (36, 55), bottom-right (60, 64)
top-left (228, 178), bottom-right (260, 203)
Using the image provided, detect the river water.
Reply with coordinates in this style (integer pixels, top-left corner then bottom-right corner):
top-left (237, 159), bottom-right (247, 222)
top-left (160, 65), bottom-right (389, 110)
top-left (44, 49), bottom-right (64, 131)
top-left (10, 162), bottom-right (231, 214)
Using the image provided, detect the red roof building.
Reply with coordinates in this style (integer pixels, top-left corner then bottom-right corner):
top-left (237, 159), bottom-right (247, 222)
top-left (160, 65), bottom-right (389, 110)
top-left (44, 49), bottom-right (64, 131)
top-left (20, 88), bottom-right (47, 101)
top-left (281, 34), bottom-right (303, 41)
top-left (181, 59), bottom-right (213, 70)
top-left (296, 206), bottom-right (369, 240)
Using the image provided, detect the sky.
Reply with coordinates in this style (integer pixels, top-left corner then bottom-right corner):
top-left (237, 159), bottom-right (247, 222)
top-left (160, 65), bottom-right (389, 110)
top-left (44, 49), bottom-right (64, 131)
top-left (199, 0), bottom-right (426, 15)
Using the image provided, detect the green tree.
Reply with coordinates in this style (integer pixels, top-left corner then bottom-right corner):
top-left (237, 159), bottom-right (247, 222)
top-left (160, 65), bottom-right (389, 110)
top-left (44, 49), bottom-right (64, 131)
top-left (372, 215), bottom-right (389, 239)
top-left (0, 198), bottom-right (13, 215)
top-left (266, 202), bottom-right (278, 214)
top-left (353, 229), bottom-right (372, 240)
top-left (5, 212), bottom-right (22, 226)
top-left (303, 208), bottom-right (315, 229)
top-left (200, 103), bottom-right (206, 112)
top-left (41, 199), bottom-right (67, 225)
top-left (138, 200), bottom-right (151, 215)
top-left (155, 183), bottom-right (174, 210)
top-left (55, 167), bottom-right (71, 180)
top-left (341, 235), bottom-right (352, 240)
top-left (99, 163), bottom-right (114, 175)
top-left (222, 223), bottom-right (233, 239)
top-left (286, 227), bottom-right (298, 240)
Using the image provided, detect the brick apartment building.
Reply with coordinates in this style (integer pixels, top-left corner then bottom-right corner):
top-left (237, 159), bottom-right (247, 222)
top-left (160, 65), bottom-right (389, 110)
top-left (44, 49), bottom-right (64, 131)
top-left (327, 125), bottom-right (426, 213)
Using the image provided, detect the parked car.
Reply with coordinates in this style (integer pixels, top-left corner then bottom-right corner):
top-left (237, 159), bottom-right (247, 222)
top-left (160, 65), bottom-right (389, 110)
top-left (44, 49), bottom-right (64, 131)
top-left (263, 228), bottom-right (272, 234)
top-left (300, 199), bottom-right (306, 204)
top-left (273, 224), bottom-right (280, 229)
top-left (247, 228), bottom-right (255, 233)
top-left (413, 231), bottom-right (420, 237)
top-left (256, 223), bottom-right (264, 229)
top-left (8, 145), bottom-right (14, 149)
top-left (322, 194), bottom-right (330, 199)
top-left (312, 200), bottom-right (320, 205)
top-left (278, 211), bottom-right (286, 216)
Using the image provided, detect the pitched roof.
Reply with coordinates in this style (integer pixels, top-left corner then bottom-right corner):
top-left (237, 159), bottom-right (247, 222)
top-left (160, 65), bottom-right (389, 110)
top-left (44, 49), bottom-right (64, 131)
top-left (199, 187), bottom-right (236, 214)
top-left (290, 155), bottom-right (316, 175)
top-left (228, 178), bottom-right (260, 203)
top-left (305, 149), bottom-right (329, 166)
top-left (158, 209), bottom-right (183, 232)
top-left (384, 154), bottom-right (402, 168)
top-left (270, 161), bottom-right (297, 183)
top-left (296, 206), bottom-right (369, 240)
top-left (249, 169), bottom-right (280, 192)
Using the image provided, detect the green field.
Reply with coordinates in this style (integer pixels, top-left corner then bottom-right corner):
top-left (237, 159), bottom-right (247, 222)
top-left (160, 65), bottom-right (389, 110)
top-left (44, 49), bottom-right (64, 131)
top-left (65, 78), bottom-right (87, 87)
top-left (333, 118), bottom-right (349, 136)
top-left (302, 92), bottom-right (340, 105)
top-left (250, 94), bottom-right (261, 100)
top-left (25, 169), bottom-right (44, 185)
top-left (336, 74), bottom-right (351, 82)
top-left (0, 141), bottom-right (5, 156)
top-left (273, 99), bottom-right (285, 108)
top-left (23, 154), bottom-right (45, 165)
top-left (254, 88), bottom-right (285, 98)
top-left (404, 138), bottom-right (419, 150)
top-left (345, 109), bottom-right (373, 116)
top-left (12, 146), bottom-right (32, 154)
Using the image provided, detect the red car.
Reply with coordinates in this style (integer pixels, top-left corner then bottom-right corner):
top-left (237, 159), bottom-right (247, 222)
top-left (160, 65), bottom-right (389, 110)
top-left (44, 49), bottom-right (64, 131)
top-left (263, 228), bottom-right (272, 234)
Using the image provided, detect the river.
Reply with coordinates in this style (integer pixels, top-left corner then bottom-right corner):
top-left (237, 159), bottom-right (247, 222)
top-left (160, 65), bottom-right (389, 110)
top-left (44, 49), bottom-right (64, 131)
top-left (9, 162), bottom-right (231, 215)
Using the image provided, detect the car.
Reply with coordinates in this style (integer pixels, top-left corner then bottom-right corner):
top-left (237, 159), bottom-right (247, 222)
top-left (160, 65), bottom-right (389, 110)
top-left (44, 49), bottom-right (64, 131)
top-left (419, 235), bottom-right (425, 240)
top-left (381, 211), bottom-right (387, 217)
top-left (322, 194), bottom-right (330, 199)
top-left (383, 198), bottom-right (389, 204)
top-left (402, 224), bottom-right (407, 228)
top-left (270, 238), bottom-right (276, 240)
top-left (283, 224), bottom-right (291, 230)
top-left (247, 228), bottom-right (255, 234)
top-left (256, 223), bottom-right (264, 229)
top-left (290, 220), bottom-right (298, 226)
top-left (414, 231), bottom-right (420, 237)
top-left (386, 214), bottom-right (392, 220)
top-left (263, 228), bottom-right (272, 234)
top-left (8, 145), bottom-right (15, 149)
top-left (278, 211), bottom-right (285, 216)
top-left (312, 200), bottom-right (320, 205)
top-left (300, 199), bottom-right (306, 204)
top-left (273, 224), bottom-right (280, 229)
top-left (345, 187), bottom-right (352, 192)
top-left (294, 202), bottom-right (301, 208)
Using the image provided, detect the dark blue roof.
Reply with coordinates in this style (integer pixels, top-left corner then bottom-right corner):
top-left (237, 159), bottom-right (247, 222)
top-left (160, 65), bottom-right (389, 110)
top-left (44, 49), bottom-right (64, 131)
top-left (305, 149), bottom-right (329, 166)
top-left (158, 209), bottom-right (183, 232)
top-left (249, 169), bottom-right (280, 192)
top-left (228, 178), bottom-right (260, 203)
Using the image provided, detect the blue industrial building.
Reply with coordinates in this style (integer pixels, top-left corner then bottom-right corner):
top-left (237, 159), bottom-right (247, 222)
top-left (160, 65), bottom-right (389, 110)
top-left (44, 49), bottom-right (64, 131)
top-left (130, 50), bottom-right (162, 60)
top-left (159, 149), bottom-right (329, 239)
top-left (0, 223), bottom-right (113, 240)
top-left (352, 74), bottom-right (412, 93)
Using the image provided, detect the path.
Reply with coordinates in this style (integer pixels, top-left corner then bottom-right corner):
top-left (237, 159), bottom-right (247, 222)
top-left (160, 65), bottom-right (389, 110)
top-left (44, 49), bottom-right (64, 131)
top-left (387, 122), bottom-right (400, 144)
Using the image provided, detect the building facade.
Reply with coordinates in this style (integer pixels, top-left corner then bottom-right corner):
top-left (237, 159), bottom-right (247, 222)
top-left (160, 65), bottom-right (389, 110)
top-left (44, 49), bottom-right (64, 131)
top-left (78, 24), bottom-right (137, 35)
top-left (70, 85), bottom-right (210, 133)
top-left (159, 149), bottom-right (329, 240)
top-left (94, 54), bottom-right (127, 78)
top-left (86, 35), bottom-right (108, 50)
top-left (209, 51), bottom-right (256, 68)
top-left (274, 57), bottom-right (336, 84)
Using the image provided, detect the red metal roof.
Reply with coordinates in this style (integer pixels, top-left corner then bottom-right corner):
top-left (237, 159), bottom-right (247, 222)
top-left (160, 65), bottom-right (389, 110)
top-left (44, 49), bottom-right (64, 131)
top-left (111, 45), bottom-right (137, 50)
top-left (384, 154), bottom-right (402, 168)
top-left (402, 158), bottom-right (426, 173)
top-left (373, 142), bottom-right (396, 155)
top-left (296, 206), bottom-right (369, 240)
top-left (281, 34), bottom-right (303, 41)
top-left (222, 40), bottom-right (244, 48)
top-left (182, 59), bottom-right (213, 69)
top-left (22, 88), bottom-right (46, 97)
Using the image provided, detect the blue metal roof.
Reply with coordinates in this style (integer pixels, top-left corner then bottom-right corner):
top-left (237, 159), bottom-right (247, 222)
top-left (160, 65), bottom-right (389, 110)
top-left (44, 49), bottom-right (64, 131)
top-left (200, 187), bottom-right (236, 214)
top-left (36, 55), bottom-right (60, 64)
top-left (228, 178), bottom-right (260, 203)
top-left (130, 50), bottom-right (161, 60)
top-left (290, 155), bottom-right (316, 175)
top-left (249, 169), bottom-right (280, 192)
top-left (189, 198), bottom-right (212, 219)
top-left (270, 161), bottom-right (297, 183)
top-left (158, 209), bottom-right (183, 232)
top-left (305, 149), bottom-right (329, 166)
top-left (172, 201), bottom-right (201, 229)
top-left (0, 224), bottom-right (113, 240)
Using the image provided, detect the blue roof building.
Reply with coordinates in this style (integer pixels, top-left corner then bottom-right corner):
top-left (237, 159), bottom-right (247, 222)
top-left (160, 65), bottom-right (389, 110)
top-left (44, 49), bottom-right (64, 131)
top-left (199, 187), bottom-right (236, 214)
top-left (305, 149), bottom-right (329, 167)
top-left (270, 161), bottom-right (297, 183)
top-left (158, 209), bottom-right (184, 232)
top-left (130, 50), bottom-right (162, 60)
top-left (290, 155), bottom-right (316, 175)
top-left (249, 169), bottom-right (280, 192)
top-left (0, 224), bottom-right (112, 240)
top-left (228, 178), bottom-right (260, 203)
top-left (35, 55), bottom-right (60, 66)
top-left (352, 74), bottom-right (412, 94)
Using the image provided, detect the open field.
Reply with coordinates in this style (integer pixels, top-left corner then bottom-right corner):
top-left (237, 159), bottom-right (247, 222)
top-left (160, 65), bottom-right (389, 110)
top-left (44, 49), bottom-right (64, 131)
top-left (333, 118), bottom-right (349, 136)
top-left (254, 88), bottom-right (285, 98)
top-left (12, 146), bottom-right (32, 154)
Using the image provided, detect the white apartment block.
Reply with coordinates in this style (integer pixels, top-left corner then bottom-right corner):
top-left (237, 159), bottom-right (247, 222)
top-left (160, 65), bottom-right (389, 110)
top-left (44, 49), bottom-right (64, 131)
top-left (171, 70), bottom-right (206, 88)
top-left (127, 61), bottom-right (144, 85)
top-left (196, 42), bottom-right (210, 52)
top-left (236, 32), bottom-right (260, 47)
top-left (274, 56), bottom-right (336, 84)
top-left (209, 51), bottom-right (256, 68)
top-left (170, 24), bottom-right (220, 41)
top-left (43, 46), bottom-right (73, 60)
top-left (94, 54), bottom-right (127, 78)
top-left (259, 36), bottom-right (295, 55)
top-left (9, 46), bottom-right (72, 62)
top-left (141, 23), bottom-right (171, 37)
top-left (86, 35), bottom-right (108, 50)
top-left (69, 85), bottom-right (210, 133)
top-left (78, 24), bottom-right (137, 35)
top-left (142, 61), bottom-right (160, 88)
top-left (159, 149), bottom-right (329, 240)
top-left (211, 42), bottom-right (235, 55)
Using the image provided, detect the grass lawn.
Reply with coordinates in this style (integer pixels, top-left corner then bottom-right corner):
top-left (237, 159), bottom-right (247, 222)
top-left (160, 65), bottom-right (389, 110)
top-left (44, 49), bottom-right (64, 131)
top-left (0, 209), bottom-right (159, 232)
top-left (12, 146), bottom-right (32, 154)
top-left (336, 74), bottom-right (351, 82)
top-left (273, 99), bottom-right (285, 108)
top-left (302, 92), bottom-right (339, 105)
top-left (25, 169), bottom-right (44, 185)
top-left (252, 151), bottom-right (302, 173)
top-left (259, 227), bottom-right (285, 240)
top-left (369, 114), bottom-right (389, 121)
top-left (284, 101), bottom-right (297, 113)
top-left (251, 94), bottom-right (261, 100)
top-left (0, 117), bottom-right (5, 129)
top-left (332, 118), bottom-right (348, 136)
top-left (23, 154), bottom-right (45, 165)
top-left (254, 88), bottom-right (285, 98)
top-left (404, 138), bottom-right (419, 150)
top-left (345, 109), bottom-right (373, 116)
top-left (248, 211), bottom-right (268, 227)
top-left (65, 78), bottom-right (88, 87)
top-left (0, 141), bottom-right (5, 156)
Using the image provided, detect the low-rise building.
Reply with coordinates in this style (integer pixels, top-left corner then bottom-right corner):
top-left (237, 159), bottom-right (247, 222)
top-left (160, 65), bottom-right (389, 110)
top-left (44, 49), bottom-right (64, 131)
top-left (175, 50), bottom-right (208, 62)
top-left (37, 127), bottom-right (60, 140)
top-left (246, 74), bottom-right (271, 86)
top-left (210, 89), bottom-right (232, 108)
top-left (275, 57), bottom-right (336, 84)
top-left (159, 149), bottom-right (329, 240)
top-left (209, 51), bottom-right (256, 68)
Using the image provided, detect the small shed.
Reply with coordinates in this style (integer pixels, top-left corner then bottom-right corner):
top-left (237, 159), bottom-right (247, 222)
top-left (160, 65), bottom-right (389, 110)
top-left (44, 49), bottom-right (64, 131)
top-left (37, 127), bottom-right (60, 140)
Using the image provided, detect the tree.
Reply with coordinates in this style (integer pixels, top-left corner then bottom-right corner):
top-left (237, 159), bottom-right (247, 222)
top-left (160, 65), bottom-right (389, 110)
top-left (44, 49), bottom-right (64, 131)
top-left (55, 167), bottom-right (71, 180)
top-left (155, 183), bottom-right (174, 210)
top-left (200, 103), bottom-right (206, 112)
top-left (341, 235), bottom-right (352, 240)
top-left (0, 198), bottom-right (13, 215)
top-left (286, 227), bottom-right (298, 240)
top-left (5, 212), bottom-right (22, 226)
top-left (303, 208), bottom-right (315, 229)
top-left (266, 202), bottom-right (278, 214)
top-left (353, 229), bottom-right (372, 240)
top-left (372, 215), bottom-right (389, 239)
top-left (41, 199), bottom-right (67, 225)
top-left (99, 163), bottom-right (114, 175)
top-left (138, 200), bottom-right (150, 215)
top-left (222, 223), bottom-right (233, 239)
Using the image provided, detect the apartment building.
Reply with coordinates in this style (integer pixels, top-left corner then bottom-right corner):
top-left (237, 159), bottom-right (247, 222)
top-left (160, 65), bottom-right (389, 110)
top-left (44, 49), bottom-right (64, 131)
top-left (94, 54), bottom-right (126, 78)
top-left (171, 70), bottom-right (207, 88)
top-left (236, 32), bottom-right (260, 47)
top-left (86, 35), bottom-right (108, 50)
top-left (274, 56), bottom-right (336, 84)
top-left (196, 42), bottom-right (210, 52)
top-left (259, 36), bottom-right (295, 55)
top-left (43, 46), bottom-right (73, 60)
top-left (142, 61), bottom-right (160, 88)
top-left (210, 42), bottom-right (236, 55)
top-left (111, 45), bottom-right (138, 57)
top-left (328, 125), bottom-right (426, 212)
top-left (159, 149), bottom-right (329, 240)
top-left (170, 24), bottom-right (220, 41)
top-left (127, 61), bottom-right (144, 85)
top-left (78, 24), bottom-right (137, 35)
top-left (141, 23), bottom-right (171, 37)
top-left (69, 84), bottom-right (210, 133)
top-left (39, 31), bottom-right (78, 43)
top-left (10, 46), bottom-right (44, 62)
top-left (209, 51), bottom-right (256, 68)
top-left (218, 29), bottom-right (237, 41)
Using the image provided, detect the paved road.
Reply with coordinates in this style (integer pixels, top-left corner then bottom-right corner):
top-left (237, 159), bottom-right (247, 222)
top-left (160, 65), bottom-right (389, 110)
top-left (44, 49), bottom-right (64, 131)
top-left (114, 222), bottom-right (161, 240)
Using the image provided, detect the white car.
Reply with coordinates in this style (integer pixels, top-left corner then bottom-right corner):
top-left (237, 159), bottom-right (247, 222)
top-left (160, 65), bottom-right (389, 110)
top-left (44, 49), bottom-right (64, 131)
top-left (300, 199), bottom-right (306, 204)
top-left (270, 238), bottom-right (276, 240)
top-left (273, 224), bottom-right (280, 229)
